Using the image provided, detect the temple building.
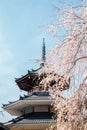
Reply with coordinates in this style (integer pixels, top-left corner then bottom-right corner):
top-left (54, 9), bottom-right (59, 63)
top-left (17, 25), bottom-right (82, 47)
top-left (2, 39), bottom-right (57, 130)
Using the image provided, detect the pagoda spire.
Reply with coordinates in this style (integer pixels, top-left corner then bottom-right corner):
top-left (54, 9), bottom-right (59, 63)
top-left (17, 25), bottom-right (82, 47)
top-left (41, 38), bottom-right (46, 66)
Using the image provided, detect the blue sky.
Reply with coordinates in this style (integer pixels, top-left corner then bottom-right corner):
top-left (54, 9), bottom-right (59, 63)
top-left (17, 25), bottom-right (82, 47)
top-left (0, 0), bottom-right (84, 122)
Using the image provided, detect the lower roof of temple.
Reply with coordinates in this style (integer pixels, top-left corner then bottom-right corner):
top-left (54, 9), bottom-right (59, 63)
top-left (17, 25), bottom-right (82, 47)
top-left (2, 91), bottom-right (51, 108)
top-left (7, 112), bottom-right (56, 125)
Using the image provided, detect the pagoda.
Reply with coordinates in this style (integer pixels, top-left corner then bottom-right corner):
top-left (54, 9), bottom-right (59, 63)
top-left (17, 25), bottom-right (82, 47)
top-left (2, 38), bottom-right (57, 130)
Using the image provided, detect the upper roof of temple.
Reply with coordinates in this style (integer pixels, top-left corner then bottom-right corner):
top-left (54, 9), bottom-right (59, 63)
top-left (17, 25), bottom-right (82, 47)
top-left (15, 66), bottom-right (48, 92)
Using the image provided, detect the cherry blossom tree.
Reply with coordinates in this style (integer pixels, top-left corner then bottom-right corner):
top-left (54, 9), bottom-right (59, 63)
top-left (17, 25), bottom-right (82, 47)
top-left (40, 1), bottom-right (87, 130)
top-left (47, 1), bottom-right (87, 84)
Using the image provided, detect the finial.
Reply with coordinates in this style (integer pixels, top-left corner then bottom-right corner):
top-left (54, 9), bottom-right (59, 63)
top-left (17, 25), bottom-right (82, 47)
top-left (42, 38), bottom-right (46, 65)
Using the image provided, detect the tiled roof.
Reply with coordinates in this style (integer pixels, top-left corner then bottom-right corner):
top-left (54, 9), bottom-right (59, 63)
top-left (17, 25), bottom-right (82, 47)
top-left (15, 68), bottom-right (41, 82)
top-left (2, 92), bottom-right (51, 108)
top-left (15, 66), bottom-right (48, 92)
top-left (15, 119), bottom-right (56, 124)
top-left (7, 112), bottom-right (56, 125)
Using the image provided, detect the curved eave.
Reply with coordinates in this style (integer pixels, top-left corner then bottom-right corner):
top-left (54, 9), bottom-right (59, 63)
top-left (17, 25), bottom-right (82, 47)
top-left (15, 67), bottom-right (41, 83)
top-left (15, 72), bottom-right (39, 92)
top-left (15, 67), bottom-right (44, 92)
